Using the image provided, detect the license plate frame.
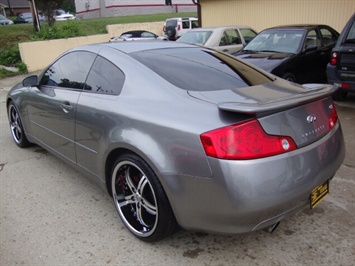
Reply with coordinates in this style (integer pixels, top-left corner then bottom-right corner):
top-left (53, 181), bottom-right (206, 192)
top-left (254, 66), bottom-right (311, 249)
top-left (310, 180), bottom-right (329, 209)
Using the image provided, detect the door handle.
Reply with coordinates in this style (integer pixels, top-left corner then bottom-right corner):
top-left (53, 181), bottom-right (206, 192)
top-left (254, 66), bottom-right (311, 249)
top-left (61, 101), bottom-right (73, 113)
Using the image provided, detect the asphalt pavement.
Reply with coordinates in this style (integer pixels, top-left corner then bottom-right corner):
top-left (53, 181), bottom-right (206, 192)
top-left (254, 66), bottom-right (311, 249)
top-left (1, 74), bottom-right (354, 266)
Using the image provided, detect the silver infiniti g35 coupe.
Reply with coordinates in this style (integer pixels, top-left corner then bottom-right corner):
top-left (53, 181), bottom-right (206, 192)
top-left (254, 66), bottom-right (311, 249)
top-left (6, 41), bottom-right (345, 242)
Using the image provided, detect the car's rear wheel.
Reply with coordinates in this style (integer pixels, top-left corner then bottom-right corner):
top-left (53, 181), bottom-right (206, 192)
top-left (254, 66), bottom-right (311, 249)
top-left (111, 153), bottom-right (179, 242)
top-left (8, 101), bottom-right (31, 148)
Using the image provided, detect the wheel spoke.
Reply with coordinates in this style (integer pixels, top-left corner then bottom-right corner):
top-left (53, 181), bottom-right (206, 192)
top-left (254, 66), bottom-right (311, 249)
top-left (137, 176), bottom-right (157, 215)
top-left (117, 194), bottom-right (136, 207)
top-left (125, 167), bottom-right (137, 194)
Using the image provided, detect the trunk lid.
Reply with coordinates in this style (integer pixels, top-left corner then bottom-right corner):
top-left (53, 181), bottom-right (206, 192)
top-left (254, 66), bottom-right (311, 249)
top-left (188, 80), bottom-right (338, 147)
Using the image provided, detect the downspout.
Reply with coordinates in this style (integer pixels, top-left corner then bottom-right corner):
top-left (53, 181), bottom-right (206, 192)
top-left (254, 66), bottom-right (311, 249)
top-left (192, 0), bottom-right (201, 27)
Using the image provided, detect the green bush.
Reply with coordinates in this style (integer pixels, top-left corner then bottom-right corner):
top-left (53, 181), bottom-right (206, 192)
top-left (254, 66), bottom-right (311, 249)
top-left (33, 21), bottom-right (84, 40)
top-left (0, 46), bottom-right (22, 66)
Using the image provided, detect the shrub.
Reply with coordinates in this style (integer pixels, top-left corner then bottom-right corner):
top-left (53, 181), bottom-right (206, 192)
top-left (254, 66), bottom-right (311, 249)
top-left (0, 46), bottom-right (22, 66)
top-left (34, 21), bottom-right (84, 40)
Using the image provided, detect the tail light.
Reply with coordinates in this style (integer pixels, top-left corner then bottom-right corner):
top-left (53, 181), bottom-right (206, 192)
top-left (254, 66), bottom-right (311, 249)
top-left (177, 25), bottom-right (181, 30)
top-left (330, 52), bottom-right (338, 66)
top-left (163, 26), bottom-right (166, 32)
top-left (200, 119), bottom-right (297, 160)
top-left (328, 102), bottom-right (338, 130)
top-left (335, 82), bottom-right (350, 89)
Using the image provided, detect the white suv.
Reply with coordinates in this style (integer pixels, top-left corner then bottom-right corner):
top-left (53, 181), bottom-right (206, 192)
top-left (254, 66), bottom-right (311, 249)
top-left (163, 17), bottom-right (199, 40)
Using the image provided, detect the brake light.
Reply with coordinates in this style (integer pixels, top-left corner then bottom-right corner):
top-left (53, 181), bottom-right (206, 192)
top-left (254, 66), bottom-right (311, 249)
top-left (328, 103), bottom-right (338, 130)
top-left (330, 52), bottom-right (338, 66)
top-left (200, 119), bottom-right (297, 160)
top-left (177, 25), bottom-right (181, 30)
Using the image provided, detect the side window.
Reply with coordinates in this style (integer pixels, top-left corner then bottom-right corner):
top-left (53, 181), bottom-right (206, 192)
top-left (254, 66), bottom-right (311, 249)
top-left (320, 28), bottom-right (336, 46)
top-left (305, 30), bottom-right (321, 48)
top-left (182, 21), bottom-right (190, 29)
top-left (228, 29), bottom-right (242, 44)
top-left (240, 29), bottom-right (257, 44)
top-left (141, 32), bottom-right (155, 38)
top-left (191, 20), bottom-right (199, 28)
top-left (85, 56), bottom-right (125, 95)
top-left (40, 51), bottom-right (96, 89)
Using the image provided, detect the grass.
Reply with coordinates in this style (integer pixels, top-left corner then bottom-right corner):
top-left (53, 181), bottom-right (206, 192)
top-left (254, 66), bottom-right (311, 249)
top-left (0, 12), bottom-right (196, 78)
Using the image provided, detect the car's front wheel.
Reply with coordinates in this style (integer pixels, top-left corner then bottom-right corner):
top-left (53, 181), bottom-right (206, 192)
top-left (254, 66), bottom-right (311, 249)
top-left (8, 101), bottom-right (31, 148)
top-left (111, 153), bottom-right (179, 242)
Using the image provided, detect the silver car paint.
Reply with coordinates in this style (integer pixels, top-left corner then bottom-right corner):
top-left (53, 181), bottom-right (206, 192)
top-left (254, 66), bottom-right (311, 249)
top-left (7, 42), bottom-right (345, 234)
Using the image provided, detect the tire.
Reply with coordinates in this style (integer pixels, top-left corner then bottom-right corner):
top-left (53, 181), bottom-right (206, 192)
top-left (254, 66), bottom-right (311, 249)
top-left (332, 90), bottom-right (348, 101)
top-left (111, 153), bottom-right (179, 242)
top-left (282, 72), bottom-right (297, 83)
top-left (8, 101), bottom-right (31, 148)
top-left (166, 26), bottom-right (176, 40)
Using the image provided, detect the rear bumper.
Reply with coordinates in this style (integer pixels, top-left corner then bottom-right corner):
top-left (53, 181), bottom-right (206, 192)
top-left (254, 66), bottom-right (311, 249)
top-left (163, 123), bottom-right (345, 234)
top-left (327, 64), bottom-right (355, 92)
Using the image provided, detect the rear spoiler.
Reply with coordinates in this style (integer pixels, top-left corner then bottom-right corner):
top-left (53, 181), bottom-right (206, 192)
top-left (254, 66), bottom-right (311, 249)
top-left (218, 84), bottom-right (337, 114)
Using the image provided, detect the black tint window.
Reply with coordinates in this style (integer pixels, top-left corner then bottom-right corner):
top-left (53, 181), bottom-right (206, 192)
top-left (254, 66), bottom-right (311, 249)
top-left (40, 51), bottom-right (96, 89)
top-left (345, 20), bottom-right (355, 43)
top-left (85, 56), bottom-right (125, 95)
top-left (131, 48), bottom-right (272, 91)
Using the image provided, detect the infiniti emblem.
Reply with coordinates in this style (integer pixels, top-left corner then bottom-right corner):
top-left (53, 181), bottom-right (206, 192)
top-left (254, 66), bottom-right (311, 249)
top-left (307, 114), bottom-right (317, 123)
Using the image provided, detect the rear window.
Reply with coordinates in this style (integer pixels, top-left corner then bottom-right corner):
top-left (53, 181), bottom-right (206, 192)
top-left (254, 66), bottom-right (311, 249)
top-left (345, 20), bottom-right (355, 43)
top-left (166, 20), bottom-right (177, 27)
top-left (130, 48), bottom-right (272, 91)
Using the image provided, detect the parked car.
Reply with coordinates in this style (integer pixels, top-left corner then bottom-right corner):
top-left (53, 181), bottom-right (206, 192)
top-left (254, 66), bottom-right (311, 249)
top-left (109, 30), bottom-right (168, 42)
top-left (0, 14), bottom-right (13, 25)
top-left (53, 9), bottom-right (76, 21)
top-left (163, 17), bottom-right (198, 40)
top-left (327, 13), bottom-right (355, 100)
top-left (13, 12), bottom-right (45, 24)
top-left (176, 26), bottom-right (257, 54)
top-left (234, 25), bottom-right (339, 83)
top-left (7, 42), bottom-right (345, 242)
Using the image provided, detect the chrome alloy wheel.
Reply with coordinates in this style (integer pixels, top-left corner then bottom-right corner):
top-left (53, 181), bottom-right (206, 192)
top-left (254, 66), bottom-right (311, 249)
top-left (9, 104), bottom-right (24, 145)
top-left (112, 160), bottom-right (158, 238)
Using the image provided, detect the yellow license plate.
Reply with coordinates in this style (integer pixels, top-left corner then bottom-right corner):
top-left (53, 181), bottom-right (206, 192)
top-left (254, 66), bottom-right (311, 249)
top-left (310, 180), bottom-right (329, 209)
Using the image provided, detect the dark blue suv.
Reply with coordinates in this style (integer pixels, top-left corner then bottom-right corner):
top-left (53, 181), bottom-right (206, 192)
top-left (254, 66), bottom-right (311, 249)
top-left (327, 13), bottom-right (355, 101)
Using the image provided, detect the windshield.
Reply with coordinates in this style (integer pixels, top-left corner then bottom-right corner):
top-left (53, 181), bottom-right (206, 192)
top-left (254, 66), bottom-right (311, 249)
top-left (177, 31), bottom-right (212, 45)
top-left (243, 29), bottom-right (305, 54)
top-left (0, 15), bottom-right (6, 20)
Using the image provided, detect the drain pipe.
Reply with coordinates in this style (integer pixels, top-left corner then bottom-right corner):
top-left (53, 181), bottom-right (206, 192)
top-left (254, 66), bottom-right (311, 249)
top-left (192, 0), bottom-right (201, 27)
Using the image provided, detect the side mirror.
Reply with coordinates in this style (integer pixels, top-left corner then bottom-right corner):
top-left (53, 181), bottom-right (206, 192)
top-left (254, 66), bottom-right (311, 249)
top-left (22, 75), bottom-right (38, 87)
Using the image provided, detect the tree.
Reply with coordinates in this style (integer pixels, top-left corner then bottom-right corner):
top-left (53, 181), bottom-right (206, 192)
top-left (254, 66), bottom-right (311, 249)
top-left (35, 0), bottom-right (65, 26)
top-left (61, 0), bottom-right (76, 14)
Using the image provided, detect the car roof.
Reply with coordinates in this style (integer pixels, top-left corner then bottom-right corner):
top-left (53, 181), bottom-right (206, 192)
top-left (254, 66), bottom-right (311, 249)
top-left (266, 24), bottom-right (328, 30)
top-left (72, 41), bottom-right (198, 54)
top-left (186, 26), bottom-right (253, 32)
top-left (166, 17), bottom-right (198, 21)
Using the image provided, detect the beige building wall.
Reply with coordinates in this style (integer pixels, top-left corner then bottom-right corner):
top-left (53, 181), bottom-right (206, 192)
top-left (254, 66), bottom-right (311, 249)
top-left (200, 0), bottom-right (354, 32)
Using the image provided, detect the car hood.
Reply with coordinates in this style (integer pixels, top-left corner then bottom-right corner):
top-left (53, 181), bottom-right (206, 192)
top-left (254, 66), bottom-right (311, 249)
top-left (236, 52), bottom-right (292, 72)
top-left (187, 79), bottom-right (336, 114)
